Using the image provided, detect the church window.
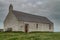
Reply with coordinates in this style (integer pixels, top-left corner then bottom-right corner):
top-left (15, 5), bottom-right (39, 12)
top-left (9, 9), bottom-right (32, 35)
top-left (36, 24), bottom-right (38, 29)
top-left (49, 24), bottom-right (51, 30)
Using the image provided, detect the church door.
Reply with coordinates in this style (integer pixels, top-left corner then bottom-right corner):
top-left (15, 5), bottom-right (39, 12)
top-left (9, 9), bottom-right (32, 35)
top-left (25, 24), bottom-right (29, 33)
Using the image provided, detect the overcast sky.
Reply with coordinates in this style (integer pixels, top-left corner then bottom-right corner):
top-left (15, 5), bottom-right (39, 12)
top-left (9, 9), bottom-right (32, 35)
top-left (0, 0), bottom-right (60, 32)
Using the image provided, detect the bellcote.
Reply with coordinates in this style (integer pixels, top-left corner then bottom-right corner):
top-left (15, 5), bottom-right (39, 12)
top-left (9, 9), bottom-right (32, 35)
top-left (9, 4), bottom-right (13, 11)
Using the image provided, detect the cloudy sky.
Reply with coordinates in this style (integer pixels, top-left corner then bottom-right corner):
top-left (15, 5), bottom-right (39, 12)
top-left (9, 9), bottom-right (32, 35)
top-left (0, 0), bottom-right (60, 32)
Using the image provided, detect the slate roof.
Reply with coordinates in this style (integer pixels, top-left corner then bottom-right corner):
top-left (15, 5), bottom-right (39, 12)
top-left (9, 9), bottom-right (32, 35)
top-left (13, 10), bottom-right (53, 24)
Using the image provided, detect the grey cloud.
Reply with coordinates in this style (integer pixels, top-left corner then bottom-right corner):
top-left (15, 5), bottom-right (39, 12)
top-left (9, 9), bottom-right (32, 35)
top-left (0, 1), bottom-right (8, 22)
top-left (50, 0), bottom-right (60, 19)
top-left (52, 1), bottom-right (60, 12)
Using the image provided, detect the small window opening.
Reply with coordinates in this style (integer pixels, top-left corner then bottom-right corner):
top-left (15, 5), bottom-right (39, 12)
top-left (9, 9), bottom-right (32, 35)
top-left (49, 25), bottom-right (51, 30)
top-left (36, 24), bottom-right (38, 29)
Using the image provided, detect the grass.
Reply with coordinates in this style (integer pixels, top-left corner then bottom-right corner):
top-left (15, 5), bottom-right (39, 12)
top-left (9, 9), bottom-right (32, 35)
top-left (0, 32), bottom-right (60, 40)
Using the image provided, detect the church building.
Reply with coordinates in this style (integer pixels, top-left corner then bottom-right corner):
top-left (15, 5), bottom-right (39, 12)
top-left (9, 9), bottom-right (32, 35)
top-left (4, 4), bottom-right (54, 32)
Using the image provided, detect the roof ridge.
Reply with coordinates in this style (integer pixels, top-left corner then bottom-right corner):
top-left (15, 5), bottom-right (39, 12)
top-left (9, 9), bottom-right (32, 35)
top-left (13, 10), bottom-right (46, 18)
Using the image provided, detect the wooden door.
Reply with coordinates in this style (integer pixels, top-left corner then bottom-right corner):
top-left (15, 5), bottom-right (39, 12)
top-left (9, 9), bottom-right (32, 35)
top-left (25, 24), bottom-right (28, 33)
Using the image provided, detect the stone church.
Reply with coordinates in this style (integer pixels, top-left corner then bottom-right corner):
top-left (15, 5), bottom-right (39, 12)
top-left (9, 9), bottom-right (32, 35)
top-left (4, 4), bottom-right (54, 32)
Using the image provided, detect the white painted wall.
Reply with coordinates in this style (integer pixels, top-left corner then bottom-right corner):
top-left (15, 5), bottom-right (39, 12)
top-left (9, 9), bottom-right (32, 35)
top-left (23, 22), bottom-right (53, 32)
top-left (4, 12), bottom-right (19, 31)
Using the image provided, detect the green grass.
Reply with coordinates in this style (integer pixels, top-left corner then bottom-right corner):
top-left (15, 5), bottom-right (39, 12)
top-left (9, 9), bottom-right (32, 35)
top-left (0, 32), bottom-right (60, 40)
